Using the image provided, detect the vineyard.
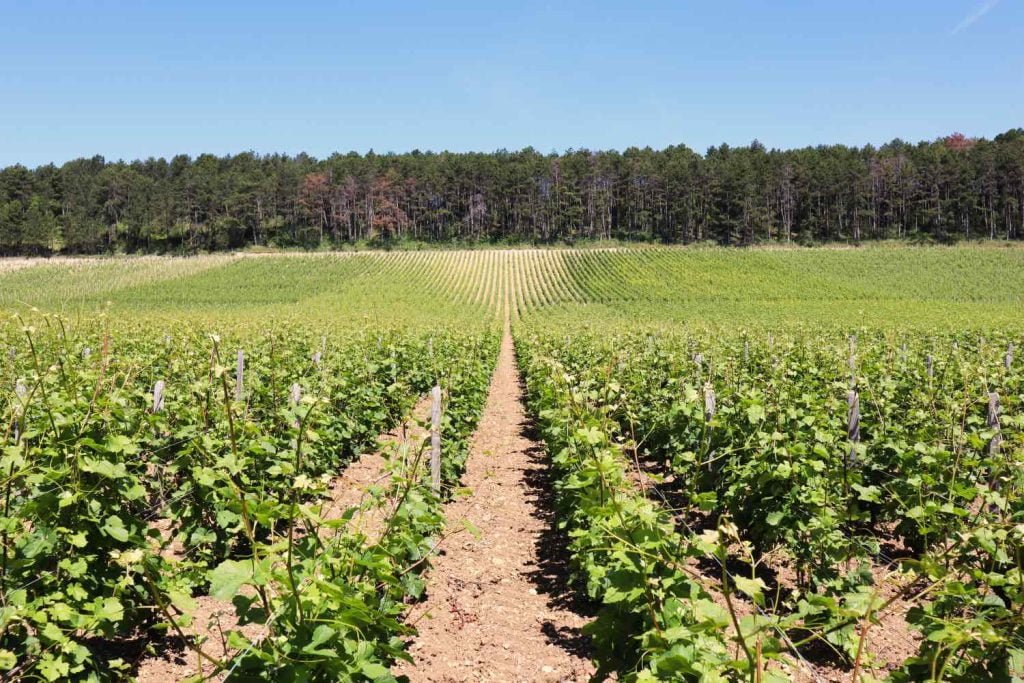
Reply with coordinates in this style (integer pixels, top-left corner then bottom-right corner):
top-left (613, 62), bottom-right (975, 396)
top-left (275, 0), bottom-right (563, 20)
top-left (1, 245), bottom-right (1023, 681)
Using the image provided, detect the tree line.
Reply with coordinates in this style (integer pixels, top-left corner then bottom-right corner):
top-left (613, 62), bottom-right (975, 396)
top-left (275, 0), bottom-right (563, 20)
top-left (1, 129), bottom-right (1023, 254)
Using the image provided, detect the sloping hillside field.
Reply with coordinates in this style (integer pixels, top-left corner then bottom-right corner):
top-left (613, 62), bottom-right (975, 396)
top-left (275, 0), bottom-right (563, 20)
top-left (1, 246), bottom-right (1022, 681)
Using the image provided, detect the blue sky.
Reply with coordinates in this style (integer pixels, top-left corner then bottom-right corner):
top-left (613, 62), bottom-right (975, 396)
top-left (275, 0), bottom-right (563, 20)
top-left (1, 1), bottom-right (1021, 167)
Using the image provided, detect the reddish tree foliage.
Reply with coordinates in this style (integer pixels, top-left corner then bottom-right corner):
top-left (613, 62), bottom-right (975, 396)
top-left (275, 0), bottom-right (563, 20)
top-left (369, 173), bottom-right (408, 239)
top-left (298, 172), bottom-right (331, 228)
top-left (943, 132), bottom-right (977, 151)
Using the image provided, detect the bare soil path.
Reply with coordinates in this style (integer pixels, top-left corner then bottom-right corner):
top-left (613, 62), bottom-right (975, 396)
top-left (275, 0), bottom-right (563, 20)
top-left (394, 328), bottom-right (595, 682)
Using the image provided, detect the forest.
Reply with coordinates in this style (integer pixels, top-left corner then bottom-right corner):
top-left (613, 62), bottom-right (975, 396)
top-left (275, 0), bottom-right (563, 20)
top-left (1, 129), bottom-right (1023, 254)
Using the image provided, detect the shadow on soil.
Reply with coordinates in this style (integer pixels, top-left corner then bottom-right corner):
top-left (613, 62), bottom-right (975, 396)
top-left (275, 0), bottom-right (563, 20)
top-left (517, 409), bottom-right (597, 664)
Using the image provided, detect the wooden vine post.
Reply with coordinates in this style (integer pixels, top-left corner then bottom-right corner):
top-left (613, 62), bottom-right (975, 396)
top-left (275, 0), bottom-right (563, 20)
top-left (703, 385), bottom-right (716, 423)
top-left (987, 392), bottom-right (1002, 494)
top-left (13, 380), bottom-right (26, 443)
top-left (987, 392), bottom-right (1002, 456)
top-left (703, 384), bottom-right (716, 470)
top-left (847, 389), bottom-right (860, 467)
top-left (290, 383), bottom-right (302, 428)
top-left (841, 385), bottom-right (861, 507)
top-left (235, 350), bottom-right (245, 402)
top-left (430, 385), bottom-right (442, 492)
top-left (848, 335), bottom-right (857, 389)
top-left (152, 380), bottom-right (165, 413)
top-left (846, 335), bottom-right (860, 468)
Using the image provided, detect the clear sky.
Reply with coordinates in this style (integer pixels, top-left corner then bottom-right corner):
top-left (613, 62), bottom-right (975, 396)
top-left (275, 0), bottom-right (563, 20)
top-left (1, 0), bottom-right (1021, 167)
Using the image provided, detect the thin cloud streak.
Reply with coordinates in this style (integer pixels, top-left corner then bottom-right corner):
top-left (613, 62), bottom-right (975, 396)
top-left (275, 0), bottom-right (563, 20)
top-left (951, 0), bottom-right (1001, 34)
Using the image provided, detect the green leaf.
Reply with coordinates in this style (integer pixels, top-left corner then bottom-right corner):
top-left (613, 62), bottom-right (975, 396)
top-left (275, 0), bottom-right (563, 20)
top-left (215, 509), bottom-right (241, 529)
top-left (169, 590), bottom-right (197, 616)
top-left (37, 654), bottom-right (70, 682)
top-left (852, 484), bottom-right (881, 503)
top-left (93, 597), bottom-right (124, 623)
top-left (577, 426), bottom-right (605, 446)
top-left (226, 630), bottom-right (252, 650)
top-left (102, 515), bottom-right (130, 542)
top-left (208, 560), bottom-right (252, 601)
top-left (81, 457), bottom-right (125, 479)
top-left (732, 576), bottom-right (766, 603)
top-left (189, 528), bottom-right (216, 546)
top-left (693, 598), bottom-right (730, 626)
top-left (41, 622), bottom-right (65, 643)
top-left (302, 624), bottom-right (336, 654)
top-left (360, 661), bottom-right (392, 679)
top-left (104, 434), bottom-right (139, 455)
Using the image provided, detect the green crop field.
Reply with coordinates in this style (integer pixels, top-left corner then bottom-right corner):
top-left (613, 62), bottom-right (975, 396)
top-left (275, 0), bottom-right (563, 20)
top-left (1, 245), bottom-right (1022, 681)
top-left (2, 244), bottom-right (1022, 327)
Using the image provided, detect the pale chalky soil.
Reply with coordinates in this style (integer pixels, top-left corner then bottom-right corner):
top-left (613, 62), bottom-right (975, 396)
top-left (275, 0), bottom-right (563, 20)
top-left (394, 329), bottom-right (594, 682)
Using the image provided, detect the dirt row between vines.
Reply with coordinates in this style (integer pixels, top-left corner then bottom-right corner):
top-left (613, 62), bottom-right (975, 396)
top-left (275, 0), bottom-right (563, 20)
top-left (394, 329), bottom-right (595, 682)
top-left (135, 396), bottom-right (433, 683)
top-left (630, 461), bottom-right (920, 682)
